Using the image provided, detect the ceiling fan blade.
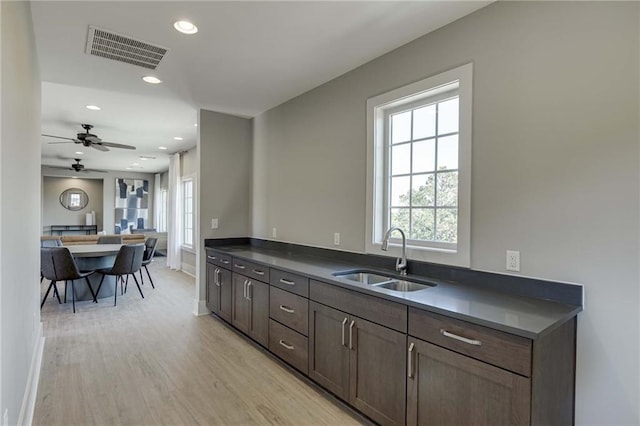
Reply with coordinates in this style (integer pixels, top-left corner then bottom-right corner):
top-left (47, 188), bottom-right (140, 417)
top-left (90, 143), bottom-right (110, 152)
top-left (84, 169), bottom-right (108, 173)
top-left (42, 134), bottom-right (76, 141)
top-left (47, 141), bottom-right (75, 145)
top-left (98, 141), bottom-right (136, 150)
top-left (85, 136), bottom-right (102, 143)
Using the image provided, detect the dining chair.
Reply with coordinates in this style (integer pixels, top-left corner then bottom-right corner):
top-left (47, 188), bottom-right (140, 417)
top-left (40, 247), bottom-right (97, 313)
top-left (139, 237), bottom-right (158, 289)
top-left (97, 235), bottom-right (123, 244)
top-left (40, 238), bottom-right (63, 283)
top-left (95, 244), bottom-right (145, 306)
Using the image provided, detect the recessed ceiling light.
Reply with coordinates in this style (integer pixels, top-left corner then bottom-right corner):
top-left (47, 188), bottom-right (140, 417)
top-left (173, 20), bottom-right (198, 35)
top-left (75, 151), bottom-right (84, 155)
top-left (173, 136), bottom-right (183, 141)
top-left (142, 76), bottom-right (162, 84)
top-left (158, 146), bottom-right (168, 150)
top-left (194, 123), bottom-right (198, 127)
top-left (132, 162), bottom-right (140, 166)
top-left (126, 167), bottom-right (132, 170)
top-left (85, 105), bottom-right (101, 111)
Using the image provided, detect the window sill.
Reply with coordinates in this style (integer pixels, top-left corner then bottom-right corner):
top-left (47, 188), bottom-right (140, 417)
top-left (367, 241), bottom-right (469, 268)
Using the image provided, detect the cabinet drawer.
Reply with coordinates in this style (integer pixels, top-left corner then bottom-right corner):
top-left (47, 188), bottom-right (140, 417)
top-left (205, 249), bottom-right (232, 269)
top-left (310, 280), bottom-right (407, 333)
top-left (269, 320), bottom-right (308, 374)
top-left (408, 308), bottom-right (531, 377)
top-left (270, 268), bottom-right (309, 297)
top-left (232, 258), bottom-right (270, 282)
top-left (270, 287), bottom-right (309, 336)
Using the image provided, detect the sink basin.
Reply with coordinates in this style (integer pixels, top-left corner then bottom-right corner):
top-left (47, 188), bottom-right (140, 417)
top-left (333, 271), bottom-right (394, 285)
top-left (376, 280), bottom-right (433, 292)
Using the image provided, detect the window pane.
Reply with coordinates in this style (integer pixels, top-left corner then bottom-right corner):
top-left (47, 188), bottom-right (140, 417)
top-left (413, 104), bottom-right (436, 139)
top-left (412, 139), bottom-right (435, 173)
top-left (436, 171), bottom-right (458, 207)
top-left (437, 135), bottom-right (458, 171)
top-left (391, 111), bottom-right (411, 144)
top-left (391, 176), bottom-right (410, 207)
top-left (411, 208), bottom-right (434, 241)
top-left (438, 98), bottom-right (459, 135)
top-left (391, 143), bottom-right (411, 176)
top-left (435, 208), bottom-right (457, 243)
top-left (411, 173), bottom-right (435, 207)
top-left (390, 208), bottom-right (410, 231)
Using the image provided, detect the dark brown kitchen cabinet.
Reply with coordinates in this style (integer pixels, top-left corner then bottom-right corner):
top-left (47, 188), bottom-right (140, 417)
top-left (407, 337), bottom-right (530, 426)
top-left (206, 256), bottom-right (232, 322)
top-left (309, 301), bottom-right (406, 426)
top-left (231, 273), bottom-right (269, 347)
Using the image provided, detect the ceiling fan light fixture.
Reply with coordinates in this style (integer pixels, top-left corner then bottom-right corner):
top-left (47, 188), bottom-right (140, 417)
top-left (173, 20), bottom-right (198, 35)
top-left (142, 76), bottom-right (162, 84)
top-left (85, 105), bottom-right (101, 111)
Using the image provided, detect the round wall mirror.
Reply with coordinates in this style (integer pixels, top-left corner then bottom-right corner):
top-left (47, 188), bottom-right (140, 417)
top-left (59, 188), bottom-right (89, 211)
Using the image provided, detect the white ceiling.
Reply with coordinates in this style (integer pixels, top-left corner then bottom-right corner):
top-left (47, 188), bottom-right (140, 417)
top-left (33, 1), bottom-right (490, 173)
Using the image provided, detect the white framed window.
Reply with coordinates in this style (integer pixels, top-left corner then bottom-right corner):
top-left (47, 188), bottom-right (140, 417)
top-left (182, 177), bottom-right (194, 249)
top-left (366, 63), bottom-right (472, 267)
top-left (158, 189), bottom-right (168, 232)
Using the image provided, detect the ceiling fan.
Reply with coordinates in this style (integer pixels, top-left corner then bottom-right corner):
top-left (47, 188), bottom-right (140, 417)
top-left (47, 158), bottom-right (107, 173)
top-left (42, 124), bottom-right (136, 151)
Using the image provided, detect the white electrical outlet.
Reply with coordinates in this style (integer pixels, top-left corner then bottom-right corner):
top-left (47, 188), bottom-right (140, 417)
top-left (506, 250), bottom-right (520, 272)
top-left (211, 218), bottom-right (219, 229)
top-left (334, 232), bottom-right (341, 246)
top-left (272, 227), bottom-right (277, 238)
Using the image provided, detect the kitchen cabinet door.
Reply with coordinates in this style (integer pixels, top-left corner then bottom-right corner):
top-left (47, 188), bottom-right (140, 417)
top-left (218, 267), bottom-right (232, 322)
top-left (349, 317), bottom-right (406, 426)
top-left (231, 273), bottom-right (250, 333)
top-left (308, 301), bottom-right (350, 400)
top-left (247, 278), bottom-right (269, 347)
top-left (407, 337), bottom-right (530, 426)
top-left (206, 263), bottom-right (219, 314)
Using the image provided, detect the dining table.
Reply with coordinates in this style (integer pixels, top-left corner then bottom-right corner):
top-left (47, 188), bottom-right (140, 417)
top-left (66, 244), bottom-right (123, 301)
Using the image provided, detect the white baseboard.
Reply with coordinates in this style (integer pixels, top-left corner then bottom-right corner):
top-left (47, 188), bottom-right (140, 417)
top-left (193, 298), bottom-right (209, 316)
top-left (181, 262), bottom-right (196, 277)
top-left (17, 322), bottom-right (44, 426)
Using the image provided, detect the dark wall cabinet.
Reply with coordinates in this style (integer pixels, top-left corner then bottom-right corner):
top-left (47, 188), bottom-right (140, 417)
top-left (204, 248), bottom-right (577, 426)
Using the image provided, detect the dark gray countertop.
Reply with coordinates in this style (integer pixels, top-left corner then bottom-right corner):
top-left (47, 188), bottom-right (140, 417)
top-left (206, 245), bottom-right (582, 340)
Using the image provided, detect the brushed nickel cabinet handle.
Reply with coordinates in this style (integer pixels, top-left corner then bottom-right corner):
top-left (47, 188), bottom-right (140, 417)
top-left (253, 269), bottom-right (265, 276)
top-left (349, 320), bottom-right (355, 350)
top-left (221, 259), bottom-right (230, 264)
top-left (247, 281), bottom-right (252, 301)
top-left (279, 305), bottom-right (295, 314)
top-left (341, 318), bottom-right (348, 346)
top-left (279, 340), bottom-right (294, 350)
top-left (408, 342), bottom-right (415, 378)
top-left (440, 329), bottom-right (482, 346)
top-left (207, 255), bottom-right (217, 260)
top-left (216, 269), bottom-right (222, 287)
top-left (214, 268), bottom-right (221, 287)
top-left (234, 263), bottom-right (246, 269)
top-left (243, 280), bottom-right (247, 299)
top-left (279, 278), bottom-right (295, 286)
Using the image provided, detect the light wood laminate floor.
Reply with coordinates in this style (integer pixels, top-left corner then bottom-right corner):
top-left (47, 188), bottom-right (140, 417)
top-left (34, 261), bottom-right (363, 426)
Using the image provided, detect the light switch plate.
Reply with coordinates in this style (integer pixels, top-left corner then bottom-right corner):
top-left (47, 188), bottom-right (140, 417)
top-left (211, 218), bottom-right (219, 229)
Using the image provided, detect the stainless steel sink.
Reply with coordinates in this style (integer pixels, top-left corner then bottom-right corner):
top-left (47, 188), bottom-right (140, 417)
top-left (376, 280), bottom-right (433, 292)
top-left (333, 269), bottom-right (436, 292)
top-left (333, 271), bottom-right (394, 285)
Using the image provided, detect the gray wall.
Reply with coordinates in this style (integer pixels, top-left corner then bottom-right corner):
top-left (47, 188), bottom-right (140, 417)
top-left (42, 177), bottom-right (103, 231)
top-left (251, 2), bottom-right (639, 424)
top-left (197, 109), bottom-right (252, 309)
top-left (41, 168), bottom-right (155, 235)
top-left (0, 2), bottom-right (42, 424)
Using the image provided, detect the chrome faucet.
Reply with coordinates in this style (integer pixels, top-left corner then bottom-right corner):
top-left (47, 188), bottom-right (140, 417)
top-left (381, 227), bottom-right (407, 275)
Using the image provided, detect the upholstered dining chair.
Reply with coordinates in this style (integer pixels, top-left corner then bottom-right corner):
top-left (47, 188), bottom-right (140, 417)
top-left (40, 247), bottom-right (97, 313)
top-left (139, 237), bottom-right (157, 289)
top-left (95, 244), bottom-right (145, 306)
top-left (40, 238), bottom-right (63, 283)
top-left (97, 235), bottom-right (123, 244)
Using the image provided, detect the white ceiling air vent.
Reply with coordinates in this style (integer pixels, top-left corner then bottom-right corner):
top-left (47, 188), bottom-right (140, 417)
top-left (85, 25), bottom-right (169, 70)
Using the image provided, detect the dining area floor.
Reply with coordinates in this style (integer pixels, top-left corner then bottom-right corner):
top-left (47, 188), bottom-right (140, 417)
top-left (34, 262), bottom-right (362, 425)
